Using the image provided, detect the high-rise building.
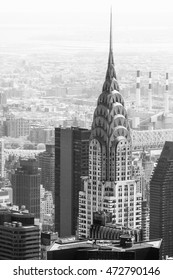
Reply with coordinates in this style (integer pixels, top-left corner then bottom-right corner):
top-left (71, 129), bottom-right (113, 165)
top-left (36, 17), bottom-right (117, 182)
top-left (78, 11), bottom-right (142, 239)
top-left (0, 209), bottom-right (40, 260)
top-left (55, 127), bottom-right (90, 237)
top-left (12, 159), bottom-right (41, 218)
top-left (0, 91), bottom-right (7, 107)
top-left (1, 187), bottom-right (13, 204)
top-left (150, 141), bottom-right (173, 258)
top-left (5, 116), bottom-right (30, 138)
top-left (28, 127), bottom-right (54, 144)
top-left (40, 185), bottom-right (54, 231)
top-left (38, 144), bottom-right (55, 194)
top-left (0, 189), bottom-right (10, 206)
top-left (0, 139), bottom-right (4, 178)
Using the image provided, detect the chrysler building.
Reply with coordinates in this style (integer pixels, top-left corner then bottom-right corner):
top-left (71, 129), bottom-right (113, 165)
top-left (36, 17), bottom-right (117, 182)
top-left (78, 10), bottom-right (142, 239)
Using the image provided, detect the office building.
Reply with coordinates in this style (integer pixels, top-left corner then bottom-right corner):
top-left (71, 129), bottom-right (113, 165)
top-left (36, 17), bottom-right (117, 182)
top-left (29, 127), bottom-right (54, 144)
top-left (38, 144), bottom-right (55, 194)
top-left (150, 141), bottom-right (173, 258)
top-left (55, 127), bottom-right (90, 237)
top-left (0, 209), bottom-right (40, 260)
top-left (0, 139), bottom-right (4, 178)
top-left (0, 91), bottom-right (7, 107)
top-left (1, 187), bottom-right (13, 204)
top-left (40, 186), bottom-right (54, 231)
top-left (78, 11), bottom-right (142, 239)
top-left (5, 116), bottom-right (30, 138)
top-left (0, 189), bottom-right (10, 206)
top-left (12, 159), bottom-right (41, 218)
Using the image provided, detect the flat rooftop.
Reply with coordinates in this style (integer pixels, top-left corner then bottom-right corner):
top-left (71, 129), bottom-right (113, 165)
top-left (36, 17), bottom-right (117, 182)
top-left (48, 239), bottom-right (162, 252)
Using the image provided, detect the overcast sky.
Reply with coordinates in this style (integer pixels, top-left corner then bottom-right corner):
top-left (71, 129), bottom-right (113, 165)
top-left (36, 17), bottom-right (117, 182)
top-left (0, 0), bottom-right (172, 25)
top-left (0, 0), bottom-right (173, 50)
top-left (0, 0), bottom-right (172, 13)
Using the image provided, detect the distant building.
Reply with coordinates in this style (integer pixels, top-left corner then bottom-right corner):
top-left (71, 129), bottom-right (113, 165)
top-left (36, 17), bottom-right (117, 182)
top-left (1, 187), bottom-right (13, 204)
top-left (0, 119), bottom-right (5, 138)
top-left (55, 127), bottom-right (90, 237)
top-left (5, 117), bottom-right (30, 138)
top-left (40, 186), bottom-right (54, 230)
top-left (12, 159), bottom-right (41, 218)
top-left (38, 144), bottom-right (55, 194)
top-left (0, 139), bottom-right (4, 178)
top-left (150, 141), bottom-right (173, 259)
top-left (29, 127), bottom-right (54, 144)
top-left (46, 86), bottom-right (67, 96)
top-left (0, 189), bottom-right (10, 206)
top-left (0, 91), bottom-right (7, 106)
top-left (0, 209), bottom-right (40, 260)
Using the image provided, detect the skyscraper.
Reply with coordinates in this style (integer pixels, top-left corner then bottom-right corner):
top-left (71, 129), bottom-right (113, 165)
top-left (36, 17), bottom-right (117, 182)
top-left (12, 159), bottom-right (41, 218)
top-left (0, 139), bottom-right (4, 178)
top-left (55, 127), bottom-right (90, 237)
top-left (150, 141), bottom-right (173, 258)
top-left (78, 11), bottom-right (142, 239)
top-left (38, 144), bottom-right (55, 194)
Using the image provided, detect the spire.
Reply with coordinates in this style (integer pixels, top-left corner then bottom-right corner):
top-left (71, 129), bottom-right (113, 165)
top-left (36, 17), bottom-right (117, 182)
top-left (108, 6), bottom-right (114, 65)
top-left (103, 7), bottom-right (119, 92)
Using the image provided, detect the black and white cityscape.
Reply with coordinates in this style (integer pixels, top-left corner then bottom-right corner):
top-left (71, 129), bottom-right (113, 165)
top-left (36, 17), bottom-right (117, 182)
top-left (0, 0), bottom-right (173, 260)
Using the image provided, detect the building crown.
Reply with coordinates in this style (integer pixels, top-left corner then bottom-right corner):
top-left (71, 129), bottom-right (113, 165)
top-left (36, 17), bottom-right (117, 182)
top-left (90, 8), bottom-right (131, 146)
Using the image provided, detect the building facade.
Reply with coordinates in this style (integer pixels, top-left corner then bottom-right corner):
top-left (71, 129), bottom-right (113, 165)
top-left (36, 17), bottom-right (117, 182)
top-left (0, 209), bottom-right (40, 260)
top-left (0, 138), bottom-right (4, 178)
top-left (150, 141), bottom-right (173, 258)
top-left (28, 127), bottom-right (54, 144)
top-left (12, 159), bottom-right (41, 218)
top-left (40, 185), bottom-right (54, 231)
top-left (0, 91), bottom-right (7, 107)
top-left (55, 127), bottom-right (90, 237)
top-left (78, 12), bottom-right (142, 239)
top-left (38, 144), bottom-right (55, 194)
top-left (5, 117), bottom-right (30, 138)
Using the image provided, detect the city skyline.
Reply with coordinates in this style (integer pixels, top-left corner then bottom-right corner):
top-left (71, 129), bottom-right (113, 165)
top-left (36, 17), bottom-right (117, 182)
top-left (1, 0), bottom-right (173, 264)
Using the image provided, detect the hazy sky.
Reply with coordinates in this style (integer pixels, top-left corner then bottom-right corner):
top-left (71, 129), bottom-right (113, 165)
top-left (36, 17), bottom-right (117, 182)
top-left (1, 0), bottom-right (173, 25)
top-left (0, 0), bottom-right (172, 13)
top-left (0, 0), bottom-right (173, 49)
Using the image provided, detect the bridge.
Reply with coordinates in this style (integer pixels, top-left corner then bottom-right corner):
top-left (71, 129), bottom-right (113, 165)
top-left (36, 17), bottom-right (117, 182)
top-left (131, 129), bottom-right (173, 151)
top-left (3, 129), bottom-right (173, 156)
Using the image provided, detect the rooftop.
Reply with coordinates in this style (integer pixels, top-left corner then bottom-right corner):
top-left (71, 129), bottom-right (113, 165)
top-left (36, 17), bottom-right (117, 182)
top-left (48, 238), bottom-right (162, 252)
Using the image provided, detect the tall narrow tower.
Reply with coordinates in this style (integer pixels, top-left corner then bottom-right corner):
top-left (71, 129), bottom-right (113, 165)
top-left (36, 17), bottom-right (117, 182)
top-left (150, 141), bottom-right (173, 258)
top-left (12, 159), bottom-right (41, 219)
top-left (136, 70), bottom-right (141, 108)
top-left (78, 10), bottom-right (142, 239)
top-left (55, 127), bottom-right (90, 237)
top-left (148, 72), bottom-right (152, 111)
top-left (164, 72), bottom-right (169, 114)
top-left (0, 139), bottom-right (4, 179)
